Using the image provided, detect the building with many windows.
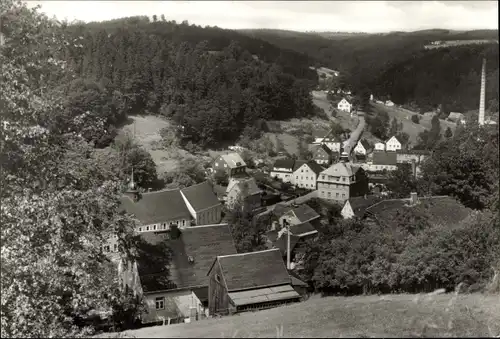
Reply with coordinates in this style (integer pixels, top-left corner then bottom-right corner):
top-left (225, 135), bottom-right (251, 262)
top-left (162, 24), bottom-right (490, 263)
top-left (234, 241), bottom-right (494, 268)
top-left (317, 161), bottom-right (369, 202)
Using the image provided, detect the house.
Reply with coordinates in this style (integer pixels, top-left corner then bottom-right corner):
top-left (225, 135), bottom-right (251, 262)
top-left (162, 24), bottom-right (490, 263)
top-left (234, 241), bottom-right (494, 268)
top-left (312, 144), bottom-right (335, 166)
top-left (354, 139), bottom-right (371, 155)
top-left (396, 149), bottom-right (430, 164)
top-left (180, 181), bottom-right (222, 226)
top-left (121, 186), bottom-right (193, 233)
top-left (226, 177), bottom-right (262, 210)
top-left (292, 161), bottom-right (324, 190)
top-left (317, 161), bottom-right (369, 202)
top-left (374, 142), bottom-right (385, 151)
top-left (370, 94), bottom-right (374, 101)
top-left (138, 224), bottom-right (237, 324)
top-left (447, 112), bottom-right (465, 124)
top-left (341, 195), bottom-right (382, 219)
top-left (385, 136), bottom-right (402, 152)
top-left (337, 98), bottom-right (352, 113)
top-left (277, 204), bottom-right (320, 229)
top-left (213, 153), bottom-right (247, 178)
top-left (270, 158), bottom-right (296, 183)
top-left (370, 151), bottom-right (398, 171)
top-left (277, 221), bottom-right (318, 240)
top-left (312, 129), bottom-right (341, 152)
top-left (207, 249), bottom-right (301, 315)
top-left (385, 100), bottom-right (395, 107)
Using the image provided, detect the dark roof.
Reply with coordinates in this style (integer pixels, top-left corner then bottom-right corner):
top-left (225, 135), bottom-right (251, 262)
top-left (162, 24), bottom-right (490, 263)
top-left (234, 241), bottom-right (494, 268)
top-left (314, 143), bottom-right (333, 155)
top-left (266, 230), bottom-right (279, 243)
top-left (345, 195), bottom-right (382, 218)
top-left (305, 161), bottom-right (324, 175)
top-left (192, 287), bottom-right (209, 303)
top-left (372, 151), bottom-right (398, 165)
top-left (365, 196), bottom-right (472, 228)
top-left (139, 224), bottom-right (237, 293)
top-left (292, 160), bottom-right (307, 172)
top-left (120, 189), bottom-right (191, 225)
top-left (273, 158), bottom-right (295, 170)
top-left (359, 139), bottom-right (371, 150)
top-left (180, 181), bottom-right (220, 212)
top-left (273, 203), bottom-right (292, 218)
top-left (216, 249), bottom-right (292, 292)
top-left (287, 204), bottom-right (320, 223)
top-left (289, 222), bottom-right (317, 236)
top-left (288, 272), bottom-right (308, 287)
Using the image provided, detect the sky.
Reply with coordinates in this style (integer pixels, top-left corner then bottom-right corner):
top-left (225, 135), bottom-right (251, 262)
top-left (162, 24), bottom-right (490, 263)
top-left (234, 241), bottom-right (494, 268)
top-left (28, 1), bottom-right (498, 33)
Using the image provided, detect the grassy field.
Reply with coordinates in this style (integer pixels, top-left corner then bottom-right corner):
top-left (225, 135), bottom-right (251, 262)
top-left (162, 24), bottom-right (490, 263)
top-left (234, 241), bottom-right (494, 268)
top-left (103, 293), bottom-right (500, 338)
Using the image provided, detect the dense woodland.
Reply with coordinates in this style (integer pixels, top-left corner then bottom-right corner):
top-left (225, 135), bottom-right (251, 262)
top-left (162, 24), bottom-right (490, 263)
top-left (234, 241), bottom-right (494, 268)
top-left (243, 28), bottom-right (499, 114)
top-left (61, 17), bottom-right (317, 147)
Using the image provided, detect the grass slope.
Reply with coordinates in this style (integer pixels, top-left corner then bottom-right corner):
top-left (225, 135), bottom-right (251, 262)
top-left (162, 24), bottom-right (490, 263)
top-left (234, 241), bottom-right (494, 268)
top-left (105, 294), bottom-right (500, 338)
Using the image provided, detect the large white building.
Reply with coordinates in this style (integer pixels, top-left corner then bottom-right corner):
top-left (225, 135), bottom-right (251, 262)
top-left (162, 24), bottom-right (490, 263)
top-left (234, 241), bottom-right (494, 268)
top-left (374, 142), bottom-right (385, 151)
top-left (385, 136), bottom-right (402, 152)
top-left (292, 161), bottom-right (324, 190)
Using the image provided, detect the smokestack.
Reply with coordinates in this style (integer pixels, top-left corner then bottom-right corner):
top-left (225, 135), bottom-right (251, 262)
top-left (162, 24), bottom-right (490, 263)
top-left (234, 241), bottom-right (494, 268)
top-left (479, 58), bottom-right (486, 126)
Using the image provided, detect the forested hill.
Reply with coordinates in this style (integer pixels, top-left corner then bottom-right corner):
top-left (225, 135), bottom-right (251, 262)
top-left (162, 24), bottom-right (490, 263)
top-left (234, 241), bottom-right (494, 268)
top-left (239, 28), bottom-right (498, 91)
top-left (372, 44), bottom-right (499, 113)
top-left (61, 17), bottom-right (318, 148)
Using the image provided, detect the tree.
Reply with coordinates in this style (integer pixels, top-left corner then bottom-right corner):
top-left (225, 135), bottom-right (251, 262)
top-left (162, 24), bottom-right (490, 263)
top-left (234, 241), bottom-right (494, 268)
top-left (213, 170), bottom-right (229, 185)
top-left (411, 115), bottom-right (420, 124)
top-left (386, 164), bottom-right (418, 198)
top-left (224, 201), bottom-right (268, 253)
top-left (1, 2), bottom-right (138, 336)
top-left (444, 126), bottom-right (453, 138)
top-left (416, 115), bottom-right (441, 150)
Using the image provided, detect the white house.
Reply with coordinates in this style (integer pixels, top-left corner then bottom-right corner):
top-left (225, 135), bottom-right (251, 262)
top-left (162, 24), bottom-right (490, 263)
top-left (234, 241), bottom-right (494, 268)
top-left (374, 142), bottom-right (385, 151)
top-left (385, 136), bottom-right (402, 152)
top-left (353, 139), bottom-right (371, 155)
top-left (337, 98), bottom-right (352, 113)
top-left (270, 158), bottom-right (295, 183)
top-left (312, 129), bottom-right (341, 152)
top-left (292, 161), bottom-right (324, 190)
top-left (385, 100), bottom-right (395, 107)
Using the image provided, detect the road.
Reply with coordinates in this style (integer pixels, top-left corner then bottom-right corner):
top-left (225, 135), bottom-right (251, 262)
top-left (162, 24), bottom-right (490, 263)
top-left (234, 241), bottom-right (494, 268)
top-left (343, 114), bottom-right (365, 157)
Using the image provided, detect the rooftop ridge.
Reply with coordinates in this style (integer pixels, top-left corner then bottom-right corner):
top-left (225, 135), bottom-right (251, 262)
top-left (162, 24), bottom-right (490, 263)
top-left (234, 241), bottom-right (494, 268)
top-left (187, 223), bottom-right (229, 229)
top-left (217, 248), bottom-right (279, 259)
top-left (180, 180), bottom-right (209, 191)
top-left (140, 187), bottom-right (181, 195)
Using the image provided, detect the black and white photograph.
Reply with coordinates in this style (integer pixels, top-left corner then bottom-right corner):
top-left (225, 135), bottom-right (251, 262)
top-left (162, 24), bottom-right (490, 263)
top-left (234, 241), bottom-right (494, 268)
top-left (1, 0), bottom-right (499, 337)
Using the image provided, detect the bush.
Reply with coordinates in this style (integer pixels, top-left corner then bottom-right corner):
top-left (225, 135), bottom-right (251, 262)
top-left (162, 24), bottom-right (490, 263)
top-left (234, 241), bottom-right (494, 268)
top-left (411, 115), bottom-right (420, 124)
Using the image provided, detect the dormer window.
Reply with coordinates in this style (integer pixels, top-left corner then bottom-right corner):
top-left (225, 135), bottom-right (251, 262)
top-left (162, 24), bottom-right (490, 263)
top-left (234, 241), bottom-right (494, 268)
top-left (215, 274), bottom-right (221, 282)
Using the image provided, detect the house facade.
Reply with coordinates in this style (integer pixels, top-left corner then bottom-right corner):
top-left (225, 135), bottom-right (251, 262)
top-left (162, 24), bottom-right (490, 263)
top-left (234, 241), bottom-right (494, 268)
top-left (385, 136), bottom-right (402, 152)
top-left (292, 161), bottom-right (323, 190)
top-left (312, 129), bottom-right (341, 152)
top-left (139, 224), bottom-right (237, 324)
top-left (340, 195), bottom-right (381, 219)
top-left (180, 181), bottom-right (222, 226)
top-left (317, 161), bottom-right (369, 202)
top-left (374, 142), bottom-right (385, 151)
top-left (353, 139), bottom-right (370, 155)
top-left (337, 98), bottom-right (352, 113)
top-left (270, 158), bottom-right (295, 183)
top-left (213, 153), bottom-right (247, 178)
top-left (207, 249), bottom-right (301, 315)
top-left (277, 204), bottom-right (320, 229)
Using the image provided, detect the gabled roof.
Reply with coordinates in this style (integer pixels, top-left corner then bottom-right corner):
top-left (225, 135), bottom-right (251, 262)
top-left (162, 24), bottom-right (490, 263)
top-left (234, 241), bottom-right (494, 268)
top-left (273, 235), bottom-right (300, 257)
top-left (344, 195), bottom-right (382, 218)
top-left (180, 181), bottom-right (220, 212)
top-left (139, 224), bottom-right (237, 293)
top-left (215, 249), bottom-right (292, 292)
top-left (358, 139), bottom-right (371, 150)
top-left (304, 161), bottom-right (324, 175)
top-left (227, 177), bottom-right (261, 196)
top-left (321, 162), bottom-right (361, 177)
top-left (288, 222), bottom-right (317, 237)
top-left (386, 136), bottom-right (401, 144)
top-left (372, 151), bottom-right (398, 166)
top-left (220, 152), bottom-right (246, 168)
top-left (285, 204), bottom-right (320, 224)
top-left (313, 143), bottom-right (333, 156)
top-left (120, 189), bottom-right (191, 225)
top-left (365, 195), bottom-right (472, 228)
top-left (273, 158), bottom-right (295, 170)
top-left (292, 160), bottom-right (307, 172)
top-left (338, 97), bottom-right (351, 105)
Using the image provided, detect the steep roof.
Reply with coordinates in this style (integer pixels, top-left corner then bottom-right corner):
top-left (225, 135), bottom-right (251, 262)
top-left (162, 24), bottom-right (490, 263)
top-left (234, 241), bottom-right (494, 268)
top-left (227, 177), bottom-right (261, 197)
top-left (139, 224), bottom-right (237, 293)
top-left (180, 181), bottom-right (220, 212)
top-left (314, 143), bottom-right (333, 156)
top-left (216, 249), bottom-right (292, 292)
top-left (372, 151), bottom-right (398, 165)
top-left (273, 234), bottom-right (300, 256)
top-left (120, 189), bottom-right (191, 225)
top-left (345, 195), bottom-right (382, 218)
top-left (292, 160), bottom-right (307, 172)
top-left (286, 204), bottom-right (320, 223)
top-left (321, 161), bottom-right (361, 177)
top-left (273, 158), bottom-right (295, 170)
top-left (365, 195), bottom-right (472, 228)
top-left (386, 136), bottom-right (401, 144)
top-left (358, 139), bottom-right (371, 150)
top-left (220, 152), bottom-right (246, 168)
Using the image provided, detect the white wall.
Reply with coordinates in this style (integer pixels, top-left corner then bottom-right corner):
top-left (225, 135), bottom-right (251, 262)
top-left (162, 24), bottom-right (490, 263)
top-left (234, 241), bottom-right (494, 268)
top-left (374, 143), bottom-right (385, 151)
top-left (136, 217), bottom-right (191, 233)
top-left (293, 164), bottom-right (318, 190)
top-left (143, 289), bottom-right (205, 324)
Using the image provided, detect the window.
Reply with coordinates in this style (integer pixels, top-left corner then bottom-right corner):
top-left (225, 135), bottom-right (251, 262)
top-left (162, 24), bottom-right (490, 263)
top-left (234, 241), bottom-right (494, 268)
top-left (296, 176), bottom-right (298, 179)
top-left (153, 225), bottom-right (156, 230)
top-left (146, 226), bottom-right (149, 231)
top-left (182, 220), bottom-right (185, 226)
top-left (321, 175), bottom-right (325, 180)
top-left (163, 223), bottom-right (166, 229)
top-left (155, 297), bottom-right (165, 310)
top-left (336, 193), bottom-right (339, 197)
top-left (113, 244), bottom-right (118, 252)
top-left (327, 192), bottom-right (331, 197)
top-left (342, 193), bottom-right (345, 198)
top-left (215, 162), bottom-right (218, 166)
top-left (138, 227), bottom-right (142, 232)
top-left (301, 169), bottom-right (303, 173)
top-left (342, 177), bottom-right (346, 182)
top-left (104, 245), bottom-right (110, 253)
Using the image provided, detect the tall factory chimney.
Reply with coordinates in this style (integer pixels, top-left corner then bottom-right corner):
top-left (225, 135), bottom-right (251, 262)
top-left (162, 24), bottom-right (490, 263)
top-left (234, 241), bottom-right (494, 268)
top-left (479, 58), bottom-right (486, 126)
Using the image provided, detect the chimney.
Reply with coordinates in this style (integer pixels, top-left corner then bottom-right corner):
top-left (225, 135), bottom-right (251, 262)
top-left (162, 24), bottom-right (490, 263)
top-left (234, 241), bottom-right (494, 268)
top-left (479, 58), bottom-right (486, 126)
top-left (410, 192), bottom-right (418, 205)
